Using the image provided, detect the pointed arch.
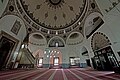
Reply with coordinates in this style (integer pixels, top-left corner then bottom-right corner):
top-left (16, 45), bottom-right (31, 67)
top-left (91, 32), bottom-right (111, 51)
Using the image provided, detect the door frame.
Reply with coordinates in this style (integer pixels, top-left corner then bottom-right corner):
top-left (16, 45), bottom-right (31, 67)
top-left (0, 31), bottom-right (19, 69)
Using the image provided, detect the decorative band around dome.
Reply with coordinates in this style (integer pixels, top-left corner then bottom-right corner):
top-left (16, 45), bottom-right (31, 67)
top-left (19, 0), bottom-right (88, 30)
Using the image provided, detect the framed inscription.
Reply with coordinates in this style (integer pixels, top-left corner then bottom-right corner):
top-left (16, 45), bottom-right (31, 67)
top-left (11, 20), bottom-right (21, 35)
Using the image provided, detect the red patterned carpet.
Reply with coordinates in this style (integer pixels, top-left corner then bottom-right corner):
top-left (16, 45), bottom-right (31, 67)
top-left (0, 68), bottom-right (120, 80)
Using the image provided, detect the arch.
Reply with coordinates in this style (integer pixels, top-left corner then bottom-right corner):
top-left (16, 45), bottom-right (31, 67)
top-left (49, 48), bottom-right (62, 68)
top-left (28, 32), bottom-right (47, 53)
top-left (29, 32), bottom-right (47, 45)
top-left (29, 32), bottom-right (46, 40)
top-left (32, 48), bottom-right (44, 67)
top-left (91, 32), bottom-right (119, 71)
top-left (91, 32), bottom-right (111, 51)
top-left (66, 32), bottom-right (84, 45)
top-left (48, 36), bottom-right (65, 47)
top-left (84, 12), bottom-right (104, 39)
top-left (80, 46), bottom-right (91, 67)
top-left (32, 49), bottom-right (44, 58)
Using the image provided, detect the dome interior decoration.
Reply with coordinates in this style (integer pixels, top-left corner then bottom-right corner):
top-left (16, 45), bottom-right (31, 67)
top-left (69, 33), bottom-right (79, 39)
top-left (28, 33), bottom-right (47, 47)
top-left (19, 0), bottom-right (87, 30)
top-left (49, 37), bottom-right (65, 47)
top-left (67, 32), bottom-right (84, 45)
top-left (33, 34), bottom-right (43, 39)
top-left (91, 32), bottom-right (111, 51)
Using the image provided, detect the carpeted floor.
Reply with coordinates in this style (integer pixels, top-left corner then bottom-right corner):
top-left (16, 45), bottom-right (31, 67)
top-left (0, 68), bottom-right (120, 80)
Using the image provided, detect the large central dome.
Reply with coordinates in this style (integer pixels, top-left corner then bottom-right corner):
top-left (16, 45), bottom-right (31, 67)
top-left (20, 0), bottom-right (87, 30)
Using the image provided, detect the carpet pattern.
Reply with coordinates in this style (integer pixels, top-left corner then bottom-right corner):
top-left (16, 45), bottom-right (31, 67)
top-left (0, 68), bottom-right (120, 80)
